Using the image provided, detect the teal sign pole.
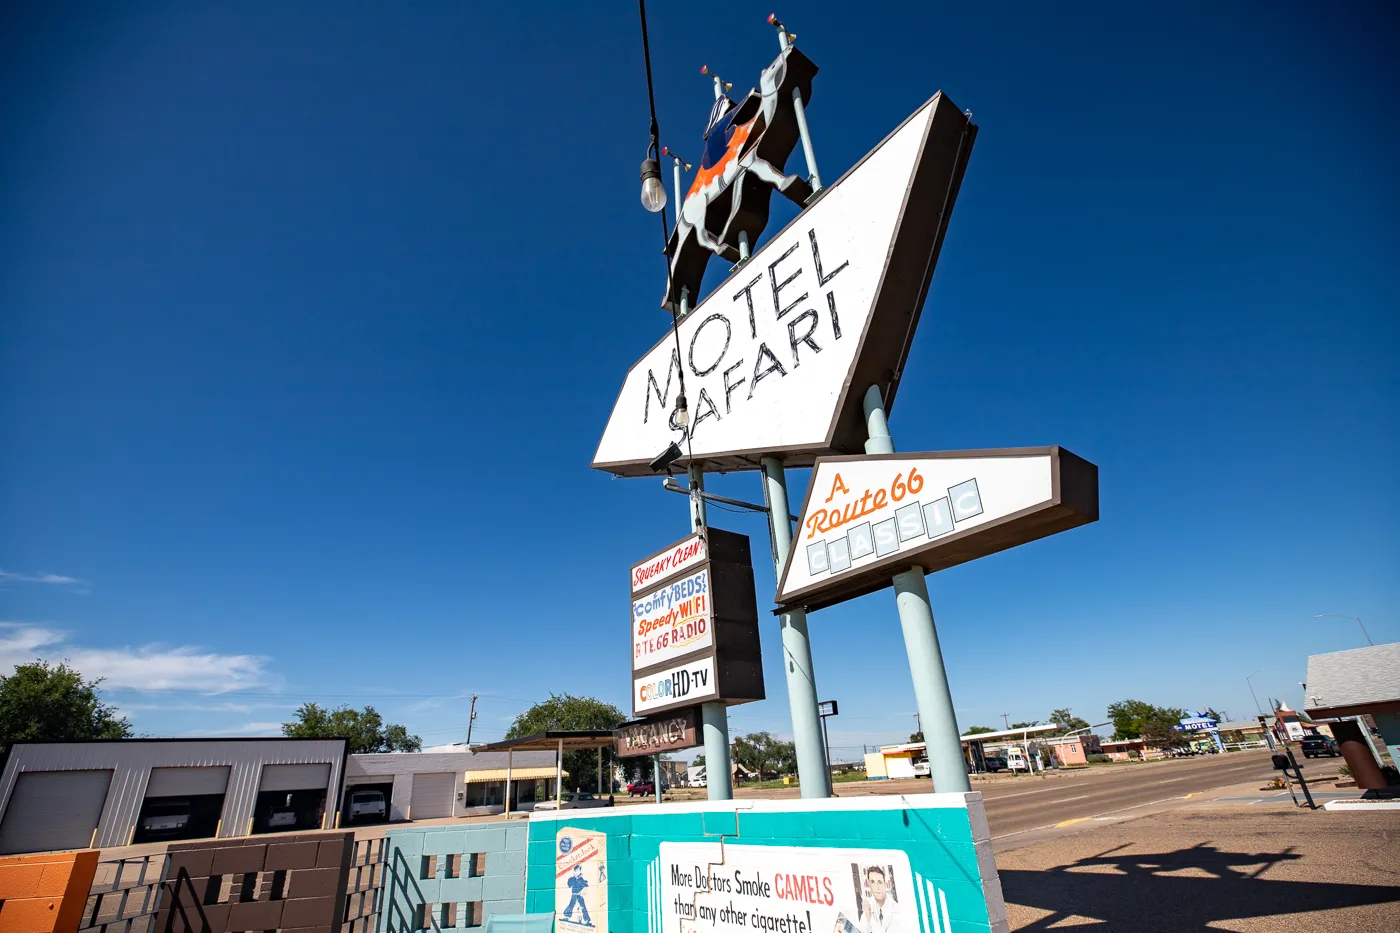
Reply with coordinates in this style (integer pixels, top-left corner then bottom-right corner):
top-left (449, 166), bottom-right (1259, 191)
top-left (862, 386), bottom-right (971, 794)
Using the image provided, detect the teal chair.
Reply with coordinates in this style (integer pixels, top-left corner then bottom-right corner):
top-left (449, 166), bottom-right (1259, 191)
top-left (484, 913), bottom-right (556, 933)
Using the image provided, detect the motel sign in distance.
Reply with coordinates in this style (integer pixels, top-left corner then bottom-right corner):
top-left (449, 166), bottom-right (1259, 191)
top-left (630, 528), bottom-right (764, 717)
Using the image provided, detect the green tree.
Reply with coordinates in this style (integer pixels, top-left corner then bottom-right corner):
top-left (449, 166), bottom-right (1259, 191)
top-left (1107, 700), bottom-right (1187, 741)
top-left (909, 731), bottom-right (924, 743)
top-left (1141, 718), bottom-right (1190, 752)
top-left (963, 725), bottom-right (995, 735)
top-left (1050, 708), bottom-right (1091, 734)
top-left (1203, 707), bottom-right (1225, 723)
top-left (1010, 721), bottom-right (1039, 729)
top-left (282, 703), bottom-right (421, 754)
top-left (505, 694), bottom-right (625, 792)
top-left (0, 661), bottom-right (132, 749)
top-left (731, 732), bottom-right (796, 779)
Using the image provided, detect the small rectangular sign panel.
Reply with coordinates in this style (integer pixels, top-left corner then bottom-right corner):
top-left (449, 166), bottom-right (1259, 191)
top-left (778, 447), bottom-right (1098, 610)
top-left (633, 568), bottom-right (714, 672)
top-left (659, 842), bottom-right (918, 933)
top-left (556, 828), bottom-right (608, 933)
top-left (615, 708), bottom-right (701, 758)
top-left (631, 533), bottom-right (707, 596)
top-left (635, 656), bottom-right (718, 715)
top-left (629, 528), bottom-right (765, 717)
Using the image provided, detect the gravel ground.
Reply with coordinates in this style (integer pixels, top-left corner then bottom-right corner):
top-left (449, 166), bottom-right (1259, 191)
top-left (996, 806), bottom-right (1400, 931)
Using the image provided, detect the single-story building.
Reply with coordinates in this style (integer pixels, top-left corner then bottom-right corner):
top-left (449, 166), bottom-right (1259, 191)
top-left (1304, 642), bottom-right (1400, 794)
top-left (864, 725), bottom-right (1068, 778)
top-left (1043, 734), bottom-right (1102, 766)
top-left (0, 738), bottom-right (346, 855)
top-left (343, 747), bottom-right (559, 823)
top-left (1100, 738), bottom-right (1167, 762)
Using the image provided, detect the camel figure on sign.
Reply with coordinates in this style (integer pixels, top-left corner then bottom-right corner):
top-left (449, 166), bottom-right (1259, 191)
top-left (662, 46), bottom-right (818, 314)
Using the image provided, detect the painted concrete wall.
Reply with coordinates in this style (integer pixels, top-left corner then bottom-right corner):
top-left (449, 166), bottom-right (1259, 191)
top-left (525, 793), bottom-right (1009, 933)
top-left (378, 822), bottom-right (529, 932)
top-left (0, 849), bottom-right (98, 933)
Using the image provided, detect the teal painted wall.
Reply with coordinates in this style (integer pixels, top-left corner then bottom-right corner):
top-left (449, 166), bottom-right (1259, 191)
top-left (526, 794), bottom-right (1007, 933)
top-left (380, 821), bottom-right (530, 932)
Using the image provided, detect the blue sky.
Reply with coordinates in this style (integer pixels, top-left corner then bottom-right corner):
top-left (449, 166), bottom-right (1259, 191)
top-left (2, 2), bottom-right (1395, 757)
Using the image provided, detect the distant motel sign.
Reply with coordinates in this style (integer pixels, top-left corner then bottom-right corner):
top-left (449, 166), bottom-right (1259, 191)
top-left (630, 528), bottom-right (764, 717)
top-left (777, 448), bottom-right (1098, 611)
top-left (593, 93), bottom-right (976, 476)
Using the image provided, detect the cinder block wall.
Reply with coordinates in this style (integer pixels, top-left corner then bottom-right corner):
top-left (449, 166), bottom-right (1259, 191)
top-left (379, 822), bottom-right (528, 932)
top-left (0, 850), bottom-right (99, 933)
top-left (159, 832), bottom-right (353, 933)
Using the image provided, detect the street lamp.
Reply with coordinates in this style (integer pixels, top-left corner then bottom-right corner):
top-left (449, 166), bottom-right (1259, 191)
top-left (1313, 613), bottom-right (1374, 647)
top-left (1245, 670), bottom-right (1264, 717)
top-left (640, 157), bottom-right (667, 212)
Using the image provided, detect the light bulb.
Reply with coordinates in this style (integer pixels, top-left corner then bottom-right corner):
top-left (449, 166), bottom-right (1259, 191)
top-left (639, 158), bottom-right (667, 213)
top-left (641, 175), bottom-right (667, 213)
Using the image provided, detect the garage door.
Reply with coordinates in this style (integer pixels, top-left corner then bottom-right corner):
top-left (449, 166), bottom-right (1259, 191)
top-left (410, 772), bottom-right (456, 820)
top-left (0, 770), bottom-right (112, 855)
top-left (146, 766), bottom-right (230, 797)
top-left (259, 763), bottom-right (331, 793)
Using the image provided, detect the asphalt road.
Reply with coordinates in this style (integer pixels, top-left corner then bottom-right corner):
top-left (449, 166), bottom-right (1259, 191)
top-left (976, 749), bottom-right (1281, 838)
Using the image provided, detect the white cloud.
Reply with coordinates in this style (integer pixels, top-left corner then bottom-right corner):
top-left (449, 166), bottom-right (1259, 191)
top-left (0, 570), bottom-right (85, 585)
top-left (186, 721), bottom-right (285, 737)
top-left (0, 623), bottom-right (272, 693)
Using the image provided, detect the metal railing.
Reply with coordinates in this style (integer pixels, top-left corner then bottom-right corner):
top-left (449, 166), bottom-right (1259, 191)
top-left (80, 854), bottom-right (168, 933)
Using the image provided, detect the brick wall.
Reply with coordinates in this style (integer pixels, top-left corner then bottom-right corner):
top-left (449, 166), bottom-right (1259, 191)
top-left (159, 832), bottom-right (353, 933)
top-left (0, 849), bottom-right (99, 933)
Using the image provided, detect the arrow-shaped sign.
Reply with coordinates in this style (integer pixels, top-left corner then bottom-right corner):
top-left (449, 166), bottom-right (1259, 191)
top-left (777, 447), bottom-right (1099, 611)
top-left (593, 93), bottom-right (976, 476)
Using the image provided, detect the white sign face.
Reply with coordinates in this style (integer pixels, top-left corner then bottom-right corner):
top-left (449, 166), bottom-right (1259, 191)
top-left (594, 95), bottom-right (966, 475)
top-left (634, 655), bottom-right (717, 716)
top-left (631, 533), bottom-right (707, 595)
top-left (776, 448), bottom-right (1098, 609)
top-left (633, 568), bottom-right (713, 673)
top-left (659, 842), bottom-right (916, 933)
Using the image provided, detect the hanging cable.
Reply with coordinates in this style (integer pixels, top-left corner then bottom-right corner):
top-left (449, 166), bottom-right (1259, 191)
top-left (638, 0), bottom-right (693, 464)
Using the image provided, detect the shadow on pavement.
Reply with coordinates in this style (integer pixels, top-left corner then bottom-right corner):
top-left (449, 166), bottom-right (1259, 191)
top-left (1000, 841), bottom-right (1400, 930)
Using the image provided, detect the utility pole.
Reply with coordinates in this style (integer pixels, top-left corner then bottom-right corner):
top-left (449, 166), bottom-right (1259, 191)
top-left (914, 713), bottom-right (921, 736)
top-left (1001, 712), bottom-right (1010, 730)
top-left (465, 694), bottom-right (479, 745)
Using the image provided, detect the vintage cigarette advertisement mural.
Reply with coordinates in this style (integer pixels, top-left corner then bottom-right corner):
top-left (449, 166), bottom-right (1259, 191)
top-left (660, 843), bottom-right (925, 933)
top-left (778, 448), bottom-right (1098, 610)
top-left (557, 828), bottom-right (609, 933)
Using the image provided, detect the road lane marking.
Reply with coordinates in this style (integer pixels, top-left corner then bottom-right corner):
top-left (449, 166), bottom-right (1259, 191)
top-left (1054, 817), bottom-right (1090, 828)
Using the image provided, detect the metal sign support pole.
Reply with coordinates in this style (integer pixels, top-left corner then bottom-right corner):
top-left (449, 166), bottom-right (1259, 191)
top-left (761, 456), bottom-right (832, 798)
top-left (689, 462), bottom-right (735, 800)
top-left (774, 24), bottom-right (822, 193)
top-left (863, 386), bottom-right (972, 794)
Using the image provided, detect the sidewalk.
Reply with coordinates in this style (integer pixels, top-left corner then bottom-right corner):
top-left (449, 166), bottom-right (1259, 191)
top-left (996, 781), bottom-right (1400, 931)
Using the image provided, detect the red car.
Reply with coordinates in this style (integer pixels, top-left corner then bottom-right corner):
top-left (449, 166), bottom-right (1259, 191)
top-left (627, 780), bottom-right (669, 797)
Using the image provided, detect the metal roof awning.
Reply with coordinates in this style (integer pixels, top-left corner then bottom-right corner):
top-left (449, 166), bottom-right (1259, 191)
top-left (464, 766), bottom-right (563, 783)
top-left (958, 724), bottom-right (1063, 743)
top-left (473, 730), bottom-right (617, 752)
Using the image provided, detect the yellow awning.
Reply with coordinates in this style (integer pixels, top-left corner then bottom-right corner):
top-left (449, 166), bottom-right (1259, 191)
top-left (463, 766), bottom-right (566, 782)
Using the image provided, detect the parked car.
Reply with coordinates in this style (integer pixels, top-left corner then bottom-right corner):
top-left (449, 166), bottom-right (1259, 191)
top-left (348, 789), bottom-right (387, 821)
top-left (627, 780), bottom-right (669, 797)
top-left (268, 806), bottom-right (298, 829)
top-left (1301, 735), bottom-right (1340, 758)
top-left (912, 760), bottom-right (931, 778)
top-left (534, 792), bottom-right (612, 811)
top-left (140, 800), bottom-right (191, 837)
top-left (982, 756), bottom-right (1008, 773)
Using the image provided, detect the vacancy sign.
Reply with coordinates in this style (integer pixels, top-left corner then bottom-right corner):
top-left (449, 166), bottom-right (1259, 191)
top-left (777, 447), bottom-right (1099, 610)
top-left (593, 93), bottom-right (976, 476)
